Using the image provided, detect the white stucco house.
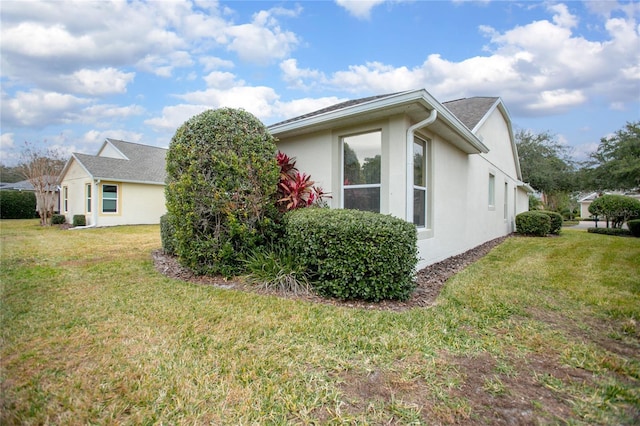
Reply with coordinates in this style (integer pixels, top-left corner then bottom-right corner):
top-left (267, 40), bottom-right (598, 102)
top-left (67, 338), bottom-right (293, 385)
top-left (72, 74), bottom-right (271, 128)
top-left (269, 89), bottom-right (532, 269)
top-left (58, 139), bottom-right (167, 227)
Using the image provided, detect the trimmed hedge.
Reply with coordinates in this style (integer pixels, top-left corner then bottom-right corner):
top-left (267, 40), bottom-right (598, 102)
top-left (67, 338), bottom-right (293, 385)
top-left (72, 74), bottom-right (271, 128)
top-left (160, 213), bottom-right (177, 255)
top-left (628, 219), bottom-right (640, 237)
top-left (285, 208), bottom-right (418, 302)
top-left (540, 210), bottom-right (563, 235)
top-left (516, 211), bottom-right (551, 236)
top-left (72, 215), bottom-right (86, 227)
top-left (0, 190), bottom-right (37, 219)
top-left (51, 214), bottom-right (66, 225)
top-left (587, 227), bottom-right (632, 237)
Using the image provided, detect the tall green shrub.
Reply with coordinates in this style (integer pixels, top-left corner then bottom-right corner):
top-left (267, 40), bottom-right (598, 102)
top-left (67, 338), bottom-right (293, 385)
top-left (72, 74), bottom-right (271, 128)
top-left (0, 191), bottom-right (37, 219)
top-left (165, 108), bottom-right (279, 276)
top-left (516, 211), bottom-right (551, 236)
top-left (285, 208), bottom-right (418, 302)
top-left (627, 219), bottom-right (640, 237)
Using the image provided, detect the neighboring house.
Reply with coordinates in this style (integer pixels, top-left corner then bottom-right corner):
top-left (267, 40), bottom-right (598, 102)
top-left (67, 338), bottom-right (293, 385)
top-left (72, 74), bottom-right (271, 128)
top-left (579, 191), bottom-right (640, 219)
top-left (58, 139), bottom-right (167, 226)
top-left (269, 89), bottom-right (532, 269)
top-left (0, 177), bottom-right (61, 213)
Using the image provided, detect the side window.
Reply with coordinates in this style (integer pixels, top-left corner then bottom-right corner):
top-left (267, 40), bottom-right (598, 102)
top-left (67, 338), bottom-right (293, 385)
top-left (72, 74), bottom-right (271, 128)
top-left (488, 173), bottom-right (495, 207)
top-left (342, 130), bottom-right (381, 213)
top-left (102, 184), bottom-right (118, 213)
top-left (413, 137), bottom-right (427, 227)
top-left (86, 184), bottom-right (92, 213)
top-left (63, 186), bottom-right (69, 212)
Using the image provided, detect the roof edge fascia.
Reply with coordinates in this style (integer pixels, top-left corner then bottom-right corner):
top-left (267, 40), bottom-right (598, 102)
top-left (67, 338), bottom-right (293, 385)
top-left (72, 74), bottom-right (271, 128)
top-left (92, 178), bottom-right (165, 186)
top-left (270, 89), bottom-right (489, 154)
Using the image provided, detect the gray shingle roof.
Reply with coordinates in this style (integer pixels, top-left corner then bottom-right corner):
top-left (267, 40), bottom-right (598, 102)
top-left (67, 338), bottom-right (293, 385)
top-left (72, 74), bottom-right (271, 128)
top-left (442, 97), bottom-right (499, 131)
top-left (74, 139), bottom-right (167, 184)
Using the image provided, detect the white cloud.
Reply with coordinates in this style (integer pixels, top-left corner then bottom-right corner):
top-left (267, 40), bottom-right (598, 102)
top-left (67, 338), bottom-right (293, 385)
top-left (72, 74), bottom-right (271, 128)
top-left (280, 59), bottom-right (325, 89)
top-left (82, 129), bottom-right (143, 147)
top-left (225, 9), bottom-right (300, 64)
top-left (145, 104), bottom-right (211, 133)
top-left (1, 90), bottom-right (92, 128)
top-left (65, 68), bottom-right (135, 95)
top-left (272, 97), bottom-right (347, 123)
top-left (199, 56), bottom-right (235, 72)
top-left (335, 0), bottom-right (386, 20)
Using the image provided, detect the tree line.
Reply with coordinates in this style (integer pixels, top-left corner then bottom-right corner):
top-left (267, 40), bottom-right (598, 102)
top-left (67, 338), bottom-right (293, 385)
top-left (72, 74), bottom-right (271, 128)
top-left (516, 120), bottom-right (639, 216)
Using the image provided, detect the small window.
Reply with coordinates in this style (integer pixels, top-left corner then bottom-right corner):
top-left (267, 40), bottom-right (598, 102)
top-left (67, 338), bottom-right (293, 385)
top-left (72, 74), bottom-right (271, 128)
top-left (488, 173), bottom-right (495, 207)
top-left (86, 184), bottom-right (92, 213)
top-left (504, 182), bottom-right (508, 219)
top-left (63, 186), bottom-right (68, 212)
top-left (413, 137), bottom-right (427, 227)
top-left (102, 184), bottom-right (118, 213)
top-left (343, 130), bottom-right (381, 213)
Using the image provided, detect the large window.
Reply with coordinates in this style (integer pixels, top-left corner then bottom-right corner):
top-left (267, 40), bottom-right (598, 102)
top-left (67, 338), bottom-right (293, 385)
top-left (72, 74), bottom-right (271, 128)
top-left (102, 184), bottom-right (118, 213)
top-left (86, 184), bottom-right (92, 213)
top-left (343, 130), bottom-right (381, 213)
top-left (503, 182), bottom-right (508, 219)
top-left (413, 137), bottom-right (427, 227)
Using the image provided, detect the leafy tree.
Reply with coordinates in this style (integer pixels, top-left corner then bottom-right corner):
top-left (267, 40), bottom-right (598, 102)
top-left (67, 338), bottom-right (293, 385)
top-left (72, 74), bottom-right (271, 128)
top-left (516, 129), bottom-right (577, 197)
top-left (585, 121), bottom-right (640, 190)
top-left (165, 108), bottom-right (279, 277)
top-left (18, 142), bottom-right (66, 226)
top-left (588, 194), bottom-right (640, 228)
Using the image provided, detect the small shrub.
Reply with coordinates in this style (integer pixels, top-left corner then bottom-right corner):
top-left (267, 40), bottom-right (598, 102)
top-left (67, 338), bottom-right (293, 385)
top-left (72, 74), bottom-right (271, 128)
top-left (628, 219), bottom-right (640, 237)
top-left (587, 227), bottom-right (632, 237)
top-left (540, 210), bottom-right (563, 234)
top-left (51, 214), bottom-right (66, 225)
top-left (0, 190), bottom-right (37, 219)
top-left (516, 211), bottom-right (551, 236)
top-left (72, 215), bottom-right (86, 227)
top-left (160, 213), bottom-right (177, 255)
top-left (243, 244), bottom-right (310, 294)
top-left (285, 208), bottom-right (418, 302)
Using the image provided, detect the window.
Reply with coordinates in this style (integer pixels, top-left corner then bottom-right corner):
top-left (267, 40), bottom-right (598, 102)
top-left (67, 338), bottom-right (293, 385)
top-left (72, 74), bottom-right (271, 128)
top-left (413, 137), bottom-right (427, 227)
top-left (86, 184), bottom-right (92, 213)
top-left (63, 186), bottom-right (68, 212)
top-left (504, 182), bottom-right (509, 219)
top-left (102, 184), bottom-right (118, 213)
top-left (488, 173), bottom-right (495, 207)
top-left (343, 130), bottom-right (381, 213)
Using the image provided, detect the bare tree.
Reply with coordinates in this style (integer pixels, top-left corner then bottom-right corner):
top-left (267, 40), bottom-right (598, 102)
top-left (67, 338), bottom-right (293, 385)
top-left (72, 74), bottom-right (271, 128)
top-left (19, 142), bottom-right (66, 226)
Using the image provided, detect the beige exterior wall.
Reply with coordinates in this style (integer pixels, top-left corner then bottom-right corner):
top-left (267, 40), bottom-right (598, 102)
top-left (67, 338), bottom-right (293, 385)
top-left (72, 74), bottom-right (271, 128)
top-left (59, 158), bottom-right (166, 226)
top-left (275, 106), bottom-right (528, 269)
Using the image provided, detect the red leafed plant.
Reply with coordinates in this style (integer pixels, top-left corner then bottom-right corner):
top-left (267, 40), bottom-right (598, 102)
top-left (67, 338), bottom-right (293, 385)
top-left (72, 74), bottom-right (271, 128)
top-left (276, 151), bottom-right (330, 212)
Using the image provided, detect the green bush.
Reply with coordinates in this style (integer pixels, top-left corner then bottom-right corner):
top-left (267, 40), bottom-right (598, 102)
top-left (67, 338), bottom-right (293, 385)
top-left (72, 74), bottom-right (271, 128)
top-left (165, 108), bottom-right (280, 277)
top-left (587, 227), bottom-right (632, 237)
top-left (516, 211), bottom-right (551, 236)
top-left (0, 190), bottom-right (37, 219)
top-left (160, 213), bottom-right (178, 255)
top-left (625, 219), bottom-right (640, 237)
top-left (51, 214), bottom-right (66, 225)
top-left (285, 208), bottom-right (418, 302)
top-left (540, 210), bottom-right (563, 235)
top-left (589, 194), bottom-right (640, 228)
top-left (72, 215), bottom-right (86, 227)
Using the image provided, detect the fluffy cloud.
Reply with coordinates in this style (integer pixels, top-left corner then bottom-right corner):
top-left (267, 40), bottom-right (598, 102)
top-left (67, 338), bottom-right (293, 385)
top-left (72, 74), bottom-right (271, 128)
top-left (1, 90), bottom-right (92, 128)
top-left (335, 0), bottom-right (386, 20)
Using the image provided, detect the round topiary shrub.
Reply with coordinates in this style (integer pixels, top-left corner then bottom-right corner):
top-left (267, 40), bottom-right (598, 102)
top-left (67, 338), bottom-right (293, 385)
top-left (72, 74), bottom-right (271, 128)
top-left (165, 108), bottom-right (279, 276)
top-left (285, 208), bottom-right (418, 302)
top-left (628, 219), bottom-right (640, 237)
top-left (516, 211), bottom-right (551, 236)
top-left (539, 210), bottom-right (563, 235)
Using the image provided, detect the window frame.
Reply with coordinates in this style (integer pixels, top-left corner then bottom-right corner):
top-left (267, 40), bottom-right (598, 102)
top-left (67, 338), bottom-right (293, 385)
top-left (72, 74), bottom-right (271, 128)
top-left (62, 186), bottom-right (68, 212)
top-left (86, 183), bottom-right (92, 213)
top-left (413, 136), bottom-right (427, 228)
top-left (503, 181), bottom-right (509, 220)
top-left (341, 129), bottom-right (382, 213)
top-left (488, 172), bottom-right (496, 209)
top-left (101, 184), bottom-right (119, 214)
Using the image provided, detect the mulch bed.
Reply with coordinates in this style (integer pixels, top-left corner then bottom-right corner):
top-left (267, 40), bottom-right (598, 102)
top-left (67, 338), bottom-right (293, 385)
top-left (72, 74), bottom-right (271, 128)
top-left (152, 235), bottom-right (509, 311)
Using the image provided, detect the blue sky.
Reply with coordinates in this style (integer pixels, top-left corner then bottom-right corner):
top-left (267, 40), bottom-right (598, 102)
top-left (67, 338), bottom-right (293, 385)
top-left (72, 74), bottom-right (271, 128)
top-left (1, 0), bottom-right (638, 166)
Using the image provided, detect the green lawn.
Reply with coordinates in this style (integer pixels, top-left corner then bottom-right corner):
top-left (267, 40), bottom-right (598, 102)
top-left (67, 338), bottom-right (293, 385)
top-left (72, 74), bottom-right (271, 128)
top-left (1, 220), bottom-right (639, 425)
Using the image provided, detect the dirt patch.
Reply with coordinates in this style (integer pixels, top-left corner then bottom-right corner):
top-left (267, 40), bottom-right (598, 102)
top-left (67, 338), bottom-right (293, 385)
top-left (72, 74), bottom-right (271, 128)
top-left (152, 236), bottom-right (509, 311)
